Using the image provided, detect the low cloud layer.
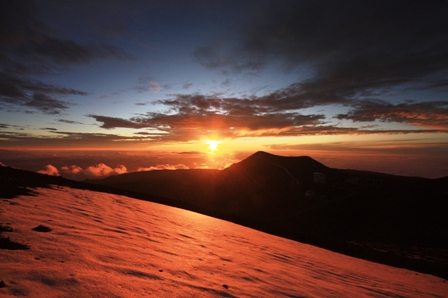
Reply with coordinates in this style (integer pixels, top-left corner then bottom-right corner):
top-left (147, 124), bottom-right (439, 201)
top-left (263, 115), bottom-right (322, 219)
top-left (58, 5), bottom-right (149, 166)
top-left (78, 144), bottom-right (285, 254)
top-left (38, 163), bottom-right (128, 180)
top-left (61, 163), bottom-right (127, 180)
top-left (137, 164), bottom-right (189, 171)
top-left (37, 162), bottom-right (192, 180)
top-left (38, 164), bottom-right (60, 176)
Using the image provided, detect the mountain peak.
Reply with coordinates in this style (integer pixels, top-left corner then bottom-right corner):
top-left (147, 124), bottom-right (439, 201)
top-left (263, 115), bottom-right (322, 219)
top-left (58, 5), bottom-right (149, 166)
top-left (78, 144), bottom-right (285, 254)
top-left (250, 151), bottom-right (277, 158)
top-left (250, 150), bottom-right (314, 158)
top-left (227, 151), bottom-right (333, 185)
top-left (244, 151), bottom-right (318, 166)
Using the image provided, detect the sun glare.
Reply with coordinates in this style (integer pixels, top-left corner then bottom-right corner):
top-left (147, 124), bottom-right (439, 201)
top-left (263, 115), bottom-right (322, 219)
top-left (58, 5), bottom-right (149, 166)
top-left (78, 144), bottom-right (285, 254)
top-left (205, 140), bottom-right (221, 152)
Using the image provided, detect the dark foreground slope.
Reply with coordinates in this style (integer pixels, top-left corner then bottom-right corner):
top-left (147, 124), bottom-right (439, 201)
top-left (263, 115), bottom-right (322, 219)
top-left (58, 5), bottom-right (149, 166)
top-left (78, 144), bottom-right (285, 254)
top-left (3, 186), bottom-right (446, 297)
top-left (88, 151), bottom-right (448, 278)
top-left (1, 152), bottom-right (447, 279)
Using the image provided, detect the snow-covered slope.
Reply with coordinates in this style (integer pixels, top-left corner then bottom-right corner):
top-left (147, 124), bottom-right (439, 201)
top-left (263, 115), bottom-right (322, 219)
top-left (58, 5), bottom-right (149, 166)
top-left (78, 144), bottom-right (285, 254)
top-left (1, 186), bottom-right (446, 297)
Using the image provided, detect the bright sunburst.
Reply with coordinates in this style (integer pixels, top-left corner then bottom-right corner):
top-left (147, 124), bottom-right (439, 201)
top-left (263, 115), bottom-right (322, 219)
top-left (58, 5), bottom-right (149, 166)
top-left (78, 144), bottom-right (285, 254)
top-left (205, 140), bottom-right (221, 152)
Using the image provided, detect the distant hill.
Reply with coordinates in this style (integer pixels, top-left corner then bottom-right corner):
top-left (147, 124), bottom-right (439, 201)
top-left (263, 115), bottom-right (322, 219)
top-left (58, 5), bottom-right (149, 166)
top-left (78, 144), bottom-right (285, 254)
top-left (89, 151), bottom-right (448, 246)
top-left (87, 151), bottom-right (343, 220)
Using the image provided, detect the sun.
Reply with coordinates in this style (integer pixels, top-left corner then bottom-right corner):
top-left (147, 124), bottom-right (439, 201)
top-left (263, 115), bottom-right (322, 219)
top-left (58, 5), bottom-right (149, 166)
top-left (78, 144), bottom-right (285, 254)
top-left (205, 140), bottom-right (221, 152)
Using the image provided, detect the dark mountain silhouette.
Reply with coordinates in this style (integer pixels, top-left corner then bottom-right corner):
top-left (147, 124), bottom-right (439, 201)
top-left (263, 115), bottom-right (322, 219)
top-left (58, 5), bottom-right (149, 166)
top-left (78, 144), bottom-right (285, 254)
top-left (88, 151), bottom-right (447, 245)
top-left (87, 151), bottom-right (448, 278)
top-left (1, 152), bottom-right (447, 279)
top-left (87, 152), bottom-right (342, 218)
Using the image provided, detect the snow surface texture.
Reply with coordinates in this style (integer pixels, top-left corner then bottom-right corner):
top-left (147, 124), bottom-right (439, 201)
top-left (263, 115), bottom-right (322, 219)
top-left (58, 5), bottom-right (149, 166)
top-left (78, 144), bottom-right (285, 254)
top-left (1, 186), bottom-right (447, 297)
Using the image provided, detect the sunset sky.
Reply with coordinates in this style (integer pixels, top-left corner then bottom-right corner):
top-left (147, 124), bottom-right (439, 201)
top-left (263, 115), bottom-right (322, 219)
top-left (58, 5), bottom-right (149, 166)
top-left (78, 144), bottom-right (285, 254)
top-left (1, 0), bottom-right (447, 178)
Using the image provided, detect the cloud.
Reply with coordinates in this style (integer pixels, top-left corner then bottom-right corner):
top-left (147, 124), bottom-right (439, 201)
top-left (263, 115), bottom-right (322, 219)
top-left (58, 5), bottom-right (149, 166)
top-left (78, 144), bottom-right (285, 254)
top-left (194, 1), bottom-right (448, 94)
top-left (90, 111), bottom-right (324, 141)
top-left (61, 163), bottom-right (127, 180)
top-left (38, 164), bottom-right (60, 176)
top-left (0, 0), bottom-right (134, 114)
top-left (149, 81), bottom-right (161, 93)
top-left (58, 162), bottom-right (188, 180)
top-left (30, 36), bottom-right (134, 65)
top-left (0, 129), bottom-right (156, 149)
top-left (58, 119), bottom-right (83, 125)
top-left (88, 83), bottom-right (351, 140)
top-left (0, 149), bottom-right (214, 177)
top-left (182, 83), bottom-right (193, 90)
top-left (85, 163), bottom-right (127, 177)
top-left (135, 76), bottom-right (162, 93)
top-left (336, 100), bottom-right (448, 129)
top-left (137, 164), bottom-right (189, 171)
top-left (0, 1), bottom-right (135, 68)
top-left (0, 73), bottom-right (83, 114)
top-left (27, 93), bottom-right (71, 115)
top-left (268, 139), bottom-right (448, 158)
top-left (88, 82), bottom-right (448, 142)
top-left (88, 115), bottom-right (149, 130)
top-left (0, 73), bottom-right (87, 97)
top-left (61, 165), bottom-right (83, 177)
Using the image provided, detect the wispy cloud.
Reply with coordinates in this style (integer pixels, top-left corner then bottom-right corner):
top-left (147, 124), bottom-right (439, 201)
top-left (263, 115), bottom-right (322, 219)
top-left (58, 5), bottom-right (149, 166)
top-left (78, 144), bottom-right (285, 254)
top-left (0, 130), bottom-right (153, 148)
top-left (137, 164), bottom-right (189, 171)
top-left (182, 83), bottom-right (193, 90)
top-left (135, 76), bottom-right (161, 93)
top-left (42, 127), bottom-right (58, 131)
top-left (58, 119), bottom-right (84, 125)
top-left (0, 73), bottom-right (83, 114)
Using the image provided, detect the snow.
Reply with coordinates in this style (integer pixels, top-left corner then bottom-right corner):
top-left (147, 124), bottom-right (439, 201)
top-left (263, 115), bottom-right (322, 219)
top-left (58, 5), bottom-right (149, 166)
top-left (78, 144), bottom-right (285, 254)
top-left (1, 186), bottom-right (446, 297)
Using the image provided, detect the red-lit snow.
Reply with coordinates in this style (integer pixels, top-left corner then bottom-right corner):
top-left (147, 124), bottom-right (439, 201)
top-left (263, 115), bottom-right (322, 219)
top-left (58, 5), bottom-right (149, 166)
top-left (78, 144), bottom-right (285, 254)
top-left (1, 186), bottom-right (446, 297)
